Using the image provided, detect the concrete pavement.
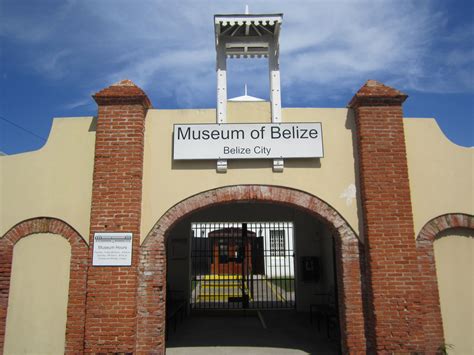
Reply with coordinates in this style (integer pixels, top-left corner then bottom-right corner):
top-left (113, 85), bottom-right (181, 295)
top-left (166, 310), bottom-right (340, 354)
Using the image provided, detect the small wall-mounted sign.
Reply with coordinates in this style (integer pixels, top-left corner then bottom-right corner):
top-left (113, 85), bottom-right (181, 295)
top-left (173, 122), bottom-right (323, 160)
top-left (92, 232), bottom-right (132, 266)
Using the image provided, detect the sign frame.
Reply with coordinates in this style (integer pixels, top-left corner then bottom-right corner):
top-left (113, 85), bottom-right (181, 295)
top-left (173, 122), bottom-right (324, 161)
top-left (92, 232), bottom-right (133, 267)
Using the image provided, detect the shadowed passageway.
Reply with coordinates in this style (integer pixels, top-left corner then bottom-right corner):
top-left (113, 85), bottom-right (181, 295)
top-left (166, 311), bottom-right (340, 354)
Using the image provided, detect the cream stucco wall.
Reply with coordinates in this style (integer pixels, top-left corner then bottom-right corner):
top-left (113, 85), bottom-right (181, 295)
top-left (0, 104), bottom-right (473, 353)
top-left (2, 110), bottom-right (471, 246)
top-left (0, 117), bottom-right (95, 241)
top-left (434, 229), bottom-right (473, 355)
top-left (3, 233), bottom-right (71, 354)
top-left (405, 118), bottom-right (473, 236)
top-left (141, 103), bottom-right (361, 242)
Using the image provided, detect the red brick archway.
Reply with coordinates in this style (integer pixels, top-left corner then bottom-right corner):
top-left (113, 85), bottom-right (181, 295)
top-left (0, 217), bottom-right (88, 353)
top-left (137, 185), bottom-right (367, 353)
top-left (416, 213), bottom-right (474, 353)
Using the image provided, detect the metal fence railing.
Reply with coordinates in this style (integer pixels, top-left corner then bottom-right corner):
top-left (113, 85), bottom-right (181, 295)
top-left (190, 222), bottom-right (295, 310)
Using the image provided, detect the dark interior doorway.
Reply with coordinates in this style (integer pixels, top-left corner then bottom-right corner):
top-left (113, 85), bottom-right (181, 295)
top-left (165, 202), bottom-right (340, 352)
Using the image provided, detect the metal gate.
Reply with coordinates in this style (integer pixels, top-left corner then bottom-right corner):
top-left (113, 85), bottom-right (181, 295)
top-left (190, 222), bottom-right (295, 310)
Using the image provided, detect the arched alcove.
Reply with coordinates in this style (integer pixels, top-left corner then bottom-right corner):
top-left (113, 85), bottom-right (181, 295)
top-left (0, 217), bottom-right (88, 353)
top-left (417, 213), bottom-right (474, 354)
top-left (136, 185), bottom-right (367, 353)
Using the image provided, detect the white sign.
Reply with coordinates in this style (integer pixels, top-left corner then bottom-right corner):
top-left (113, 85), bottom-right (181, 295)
top-left (173, 122), bottom-right (323, 160)
top-left (92, 233), bottom-right (133, 266)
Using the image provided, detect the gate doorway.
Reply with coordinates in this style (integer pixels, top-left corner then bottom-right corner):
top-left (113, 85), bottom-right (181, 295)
top-left (139, 186), bottom-right (366, 353)
top-left (164, 201), bottom-right (343, 352)
top-left (190, 222), bottom-right (295, 310)
top-left (165, 203), bottom-right (339, 313)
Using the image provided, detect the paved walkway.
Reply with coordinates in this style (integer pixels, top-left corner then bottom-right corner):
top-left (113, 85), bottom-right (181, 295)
top-left (166, 310), bottom-right (340, 354)
top-left (191, 275), bottom-right (296, 309)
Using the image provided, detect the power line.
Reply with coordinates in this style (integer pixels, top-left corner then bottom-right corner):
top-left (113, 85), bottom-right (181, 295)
top-left (0, 115), bottom-right (46, 142)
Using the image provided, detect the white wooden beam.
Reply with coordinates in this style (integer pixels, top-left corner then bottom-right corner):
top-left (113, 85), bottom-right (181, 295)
top-left (251, 23), bottom-right (262, 36)
top-left (221, 24), bottom-right (236, 36)
top-left (230, 25), bottom-right (241, 37)
top-left (269, 40), bottom-right (284, 172)
top-left (216, 41), bottom-right (228, 173)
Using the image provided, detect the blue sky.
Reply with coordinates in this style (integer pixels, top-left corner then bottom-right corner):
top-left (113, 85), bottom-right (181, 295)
top-left (1, 0), bottom-right (473, 154)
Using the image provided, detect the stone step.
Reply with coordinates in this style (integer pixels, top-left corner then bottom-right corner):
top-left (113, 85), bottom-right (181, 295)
top-left (201, 281), bottom-right (242, 287)
top-left (199, 287), bottom-right (242, 295)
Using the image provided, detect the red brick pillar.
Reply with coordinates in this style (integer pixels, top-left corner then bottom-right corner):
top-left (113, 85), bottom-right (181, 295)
top-left (84, 80), bottom-right (151, 353)
top-left (349, 80), bottom-right (424, 352)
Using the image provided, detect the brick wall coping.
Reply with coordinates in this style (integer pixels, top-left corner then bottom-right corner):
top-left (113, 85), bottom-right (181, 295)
top-left (93, 79), bottom-right (152, 108)
top-left (348, 79), bottom-right (408, 107)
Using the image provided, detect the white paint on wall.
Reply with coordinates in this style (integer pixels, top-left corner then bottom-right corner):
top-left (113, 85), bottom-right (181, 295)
top-left (340, 184), bottom-right (356, 206)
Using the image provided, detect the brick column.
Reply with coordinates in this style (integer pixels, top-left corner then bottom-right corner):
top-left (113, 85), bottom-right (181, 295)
top-left (84, 80), bottom-right (151, 353)
top-left (349, 80), bottom-right (424, 352)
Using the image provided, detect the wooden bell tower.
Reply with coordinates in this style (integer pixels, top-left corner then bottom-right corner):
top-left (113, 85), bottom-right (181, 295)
top-left (214, 10), bottom-right (284, 172)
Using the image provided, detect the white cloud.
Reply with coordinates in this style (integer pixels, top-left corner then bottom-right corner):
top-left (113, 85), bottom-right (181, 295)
top-left (3, 0), bottom-right (473, 108)
top-left (62, 97), bottom-right (92, 110)
top-left (35, 49), bottom-right (72, 80)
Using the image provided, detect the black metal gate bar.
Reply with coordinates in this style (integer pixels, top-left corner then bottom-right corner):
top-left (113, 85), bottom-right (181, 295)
top-left (190, 221), bottom-right (295, 310)
top-left (242, 223), bottom-right (247, 308)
